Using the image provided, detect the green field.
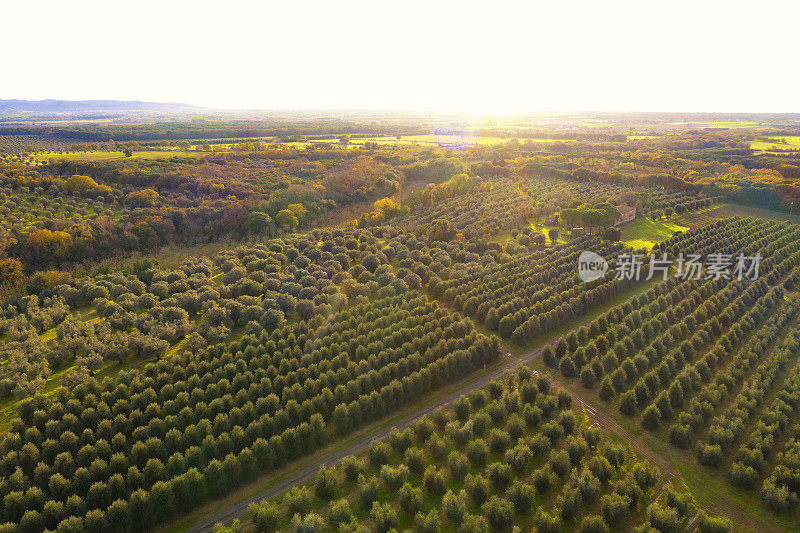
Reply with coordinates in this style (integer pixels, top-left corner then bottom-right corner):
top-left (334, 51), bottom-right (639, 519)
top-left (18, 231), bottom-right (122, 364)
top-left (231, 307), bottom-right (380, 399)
top-left (621, 203), bottom-right (800, 251)
top-left (750, 135), bottom-right (800, 152)
top-left (676, 203), bottom-right (800, 226)
top-left (620, 217), bottom-right (688, 250)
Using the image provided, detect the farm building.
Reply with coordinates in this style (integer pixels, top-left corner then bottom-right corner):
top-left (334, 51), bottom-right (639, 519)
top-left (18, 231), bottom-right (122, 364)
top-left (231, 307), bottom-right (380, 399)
top-left (615, 205), bottom-right (636, 225)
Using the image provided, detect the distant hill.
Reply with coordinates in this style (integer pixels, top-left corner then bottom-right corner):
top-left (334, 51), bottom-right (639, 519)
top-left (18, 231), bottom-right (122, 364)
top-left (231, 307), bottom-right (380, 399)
top-left (0, 99), bottom-right (200, 113)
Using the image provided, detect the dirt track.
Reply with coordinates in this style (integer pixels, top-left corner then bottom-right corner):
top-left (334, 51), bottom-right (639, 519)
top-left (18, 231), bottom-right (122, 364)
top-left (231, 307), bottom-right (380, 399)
top-left (187, 346), bottom-right (546, 532)
top-left (187, 280), bottom-right (778, 532)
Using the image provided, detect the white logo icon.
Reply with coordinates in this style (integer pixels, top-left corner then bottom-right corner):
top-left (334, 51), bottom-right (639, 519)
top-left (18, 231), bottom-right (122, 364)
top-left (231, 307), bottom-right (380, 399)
top-left (578, 251), bottom-right (608, 282)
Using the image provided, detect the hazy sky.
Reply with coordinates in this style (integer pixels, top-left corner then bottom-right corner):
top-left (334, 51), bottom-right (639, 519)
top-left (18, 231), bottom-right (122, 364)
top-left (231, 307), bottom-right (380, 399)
top-left (4, 0), bottom-right (798, 113)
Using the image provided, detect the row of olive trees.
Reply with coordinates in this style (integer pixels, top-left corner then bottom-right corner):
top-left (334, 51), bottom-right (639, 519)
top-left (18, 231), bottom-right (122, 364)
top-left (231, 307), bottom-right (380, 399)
top-left (0, 287), bottom-right (498, 530)
top-left (240, 367), bottom-right (730, 533)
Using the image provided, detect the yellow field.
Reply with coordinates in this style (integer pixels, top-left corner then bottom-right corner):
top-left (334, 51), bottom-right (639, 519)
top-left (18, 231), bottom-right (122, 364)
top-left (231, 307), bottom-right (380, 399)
top-left (10, 129), bottom-right (686, 164)
top-left (27, 149), bottom-right (197, 163)
top-left (688, 120), bottom-right (761, 128)
top-left (18, 136), bottom-right (527, 162)
top-left (357, 134), bottom-right (523, 146)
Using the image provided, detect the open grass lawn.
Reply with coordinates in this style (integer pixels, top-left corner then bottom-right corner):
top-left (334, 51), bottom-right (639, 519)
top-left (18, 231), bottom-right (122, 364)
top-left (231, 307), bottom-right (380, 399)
top-left (620, 217), bottom-right (688, 250)
top-left (677, 203), bottom-right (800, 226)
top-left (622, 203), bottom-right (800, 251)
top-left (530, 222), bottom-right (570, 245)
top-left (490, 221), bottom-right (570, 246)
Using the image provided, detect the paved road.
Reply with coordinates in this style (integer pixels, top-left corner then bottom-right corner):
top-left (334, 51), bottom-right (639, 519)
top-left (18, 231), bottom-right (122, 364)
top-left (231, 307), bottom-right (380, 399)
top-left (188, 346), bottom-right (547, 532)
